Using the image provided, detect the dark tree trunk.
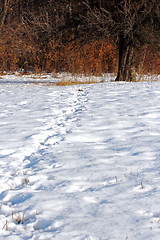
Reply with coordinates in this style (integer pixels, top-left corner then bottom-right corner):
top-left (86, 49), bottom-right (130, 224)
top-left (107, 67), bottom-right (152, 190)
top-left (0, 0), bottom-right (9, 33)
top-left (115, 34), bottom-right (136, 82)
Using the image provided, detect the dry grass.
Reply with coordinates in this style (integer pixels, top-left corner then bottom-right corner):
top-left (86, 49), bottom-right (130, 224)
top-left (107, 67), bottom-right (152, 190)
top-left (17, 72), bottom-right (32, 76)
top-left (12, 212), bottom-right (24, 224)
top-left (55, 79), bottom-right (104, 86)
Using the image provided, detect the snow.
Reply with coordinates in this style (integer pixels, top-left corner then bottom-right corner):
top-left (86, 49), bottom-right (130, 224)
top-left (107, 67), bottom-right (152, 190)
top-left (0, 74), bottom-right (160, 239)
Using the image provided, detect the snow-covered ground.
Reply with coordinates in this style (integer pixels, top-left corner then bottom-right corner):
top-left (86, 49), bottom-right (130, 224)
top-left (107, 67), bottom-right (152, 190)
top-left (0, 74), bottom-right (160, 240)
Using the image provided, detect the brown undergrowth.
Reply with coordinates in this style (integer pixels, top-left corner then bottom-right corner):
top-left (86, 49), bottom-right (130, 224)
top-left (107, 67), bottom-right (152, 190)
top-left (0, 26), bottom-right (159, 76)
top-left (0, 26), bottom-right (117, 75)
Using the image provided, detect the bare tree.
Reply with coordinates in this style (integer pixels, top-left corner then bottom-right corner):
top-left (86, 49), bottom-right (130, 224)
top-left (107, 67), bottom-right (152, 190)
top-left (82, 0), bottom-right (160, 81)
top-left (0, 0), bottom-right (10, 33)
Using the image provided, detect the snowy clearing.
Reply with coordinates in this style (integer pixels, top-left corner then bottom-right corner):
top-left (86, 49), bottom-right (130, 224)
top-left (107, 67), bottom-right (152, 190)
top-left (0, 74), bottom-right (160, 240)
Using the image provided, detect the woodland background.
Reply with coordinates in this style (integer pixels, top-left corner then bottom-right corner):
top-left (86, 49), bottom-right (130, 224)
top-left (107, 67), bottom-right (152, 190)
top-left (0, 0), bottom-right (159, 75)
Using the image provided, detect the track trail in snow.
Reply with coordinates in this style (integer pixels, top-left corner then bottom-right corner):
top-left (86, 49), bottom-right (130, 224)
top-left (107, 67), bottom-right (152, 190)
top-left (0, 83), bottom-right (91, 239)
top-left (1, 86), bottom-right (84, 180)
top-left (22, 87), bottom-right (89, 191)
top-left (0, 80), bottom-right (160, 239)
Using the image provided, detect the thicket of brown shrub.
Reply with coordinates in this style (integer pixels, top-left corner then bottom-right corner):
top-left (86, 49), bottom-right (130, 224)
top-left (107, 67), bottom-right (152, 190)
top-left (0, 27), bottom-right (159, 75)
top-left (0, 26), bottom-right (117, 75)
top-left (45, 39), bottom-right (117, 75)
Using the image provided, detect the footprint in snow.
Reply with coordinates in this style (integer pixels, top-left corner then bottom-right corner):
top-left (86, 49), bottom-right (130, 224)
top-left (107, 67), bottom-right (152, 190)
top-left (66, 181), bottom-right (89, 193)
